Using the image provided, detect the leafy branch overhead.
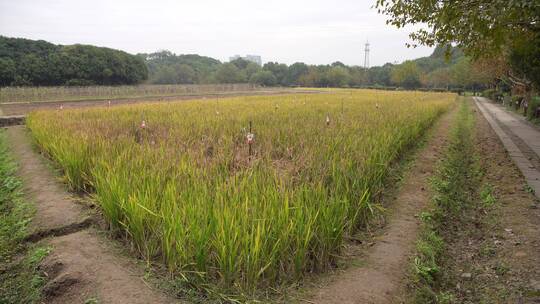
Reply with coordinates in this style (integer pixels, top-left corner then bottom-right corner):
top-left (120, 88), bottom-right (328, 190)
top-left (376, 0), bottom-right (539, 55)
top-left (376, 0), bottom-right (540, 90)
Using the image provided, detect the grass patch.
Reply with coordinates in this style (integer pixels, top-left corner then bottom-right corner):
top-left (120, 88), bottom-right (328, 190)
top-left (0, 130), bottom-right (48, 304)
top-left (410, 98), bottom-right (483, 303)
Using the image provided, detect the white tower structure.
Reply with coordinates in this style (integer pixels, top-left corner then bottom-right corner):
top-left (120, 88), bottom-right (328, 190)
top-left (364, 41), bottom-right (370, 70)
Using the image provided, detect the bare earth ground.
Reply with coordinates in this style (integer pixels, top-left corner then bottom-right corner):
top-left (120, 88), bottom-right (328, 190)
top-left (0, 88), bottom-right (320, 116)
top-left (440, 101), bottom-right (540, 303)
top-left (305, 105), bottom-right (457, 303)
top-left (5, 126), bottom-right (176, 304)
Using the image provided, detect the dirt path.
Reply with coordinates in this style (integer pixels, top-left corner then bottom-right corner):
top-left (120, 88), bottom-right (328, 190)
top-left (438, 99), bottom-right (540, 302)
top-left (473, 100), bottom-right (540, 303)
top-left (308, 106), bottom-right (456, 303)
top-left (5, 126), bottom-right (177, 304)
top-left (474, 97), bottom-right (540, 197)
top-left (6, 126), bottom-right (92, 241)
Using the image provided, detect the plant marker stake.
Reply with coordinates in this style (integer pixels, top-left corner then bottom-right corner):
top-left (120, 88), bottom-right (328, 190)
top-left (247, 121), bottom-right (254, 158)
top-left (326, 114), bottom-right (330, 126)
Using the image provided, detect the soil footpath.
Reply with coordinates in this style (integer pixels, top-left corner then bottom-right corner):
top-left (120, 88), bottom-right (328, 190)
top-left (474, 97), bottom-right (540, 197)
top-left (473, 101), bottom-right (540, 303)
top-left (437, 99), bottom-right (540, 302)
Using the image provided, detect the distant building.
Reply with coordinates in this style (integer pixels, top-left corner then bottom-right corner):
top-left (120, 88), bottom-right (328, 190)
top-left (229, 54), bottom-right (262, 66)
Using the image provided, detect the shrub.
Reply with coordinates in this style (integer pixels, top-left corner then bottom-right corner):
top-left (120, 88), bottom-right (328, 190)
top-left (482, 88), bottom-right (496, 99)
top-left (526, 96), bottom-right (540, 120)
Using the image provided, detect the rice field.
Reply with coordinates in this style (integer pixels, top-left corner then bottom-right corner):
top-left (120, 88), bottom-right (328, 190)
top-left (26, 89), bottom-right (454, 294)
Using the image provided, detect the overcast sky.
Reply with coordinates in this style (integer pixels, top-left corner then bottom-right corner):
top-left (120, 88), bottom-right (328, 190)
top-left (0, 0), bottom-right (433, 66)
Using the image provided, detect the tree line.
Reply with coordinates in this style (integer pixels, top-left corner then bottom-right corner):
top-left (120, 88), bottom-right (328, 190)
top-left (140, 45), bottom-right (491, 91)
top-left (0, 35), bottom-right (498, 92)
top-left (0, 36), bottom-right (147, 86)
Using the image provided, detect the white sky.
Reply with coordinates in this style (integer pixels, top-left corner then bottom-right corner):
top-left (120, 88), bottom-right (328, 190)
top-left (0, 0), bottom-right (434, 66)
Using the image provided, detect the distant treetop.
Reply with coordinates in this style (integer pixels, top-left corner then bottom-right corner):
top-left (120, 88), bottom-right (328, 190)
top-left (0, 36), bottom-right (147, 86)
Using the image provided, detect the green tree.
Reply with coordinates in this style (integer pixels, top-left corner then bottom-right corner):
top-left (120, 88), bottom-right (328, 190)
top-left (0, 58), bottom-right (16, 86)
top-left (298, 67), bottom-right (321, 87)
top-left (175, 64), bottom-right (197, 84)
top-left (426, 68), bottom-right (451, 89)
top-left (509, 33), bottom-right (540, 90)
top-left (230, 58), bottom-right (250, 70)
top-left (449, 57), bottom-right (472, 89)
top-left (376, 0), bottom-right (539, 57)
top-left (249, 71), bottom-right (277, 86)
top-left (376, 0), bottom-right (540, 89)
top-left (263, 62), bottom-right (288, 85)
top-left (0, 36), bottom-right (148, 86)
top-left (152, 66), bottom-right (177, 84)
top-left (348, 66), bottom-right (367, 87)
top-left (391, 61), bottom-right (422, 89)
top-left (285, 62), bottom-right (309, 86)
top-left (214, 63), bottom-right (246, 83)
top-left (326, 66), bottom-right (350, 87)
top-left (244, 62), bottom-right (261, 80)
top-left (368, 63), bottom-right (393, 87)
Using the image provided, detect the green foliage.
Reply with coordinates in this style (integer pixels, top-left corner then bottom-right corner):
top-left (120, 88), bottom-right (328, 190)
top-left (509, 33), bottom-right (540, 90)
top-left (368, 63), bottom-right (393, 87)
top-left (0, 58), bottom-right (16, 85)
top-left (141, 51), bottom-right (221, 85)
top-left (152, 64), bottom-right (197, 84)
top-left (526, 96), bottom-right (540, 120)
top-left (325, 66), bottom-right (351, 87)
top-left (262, 62), bottom-right (288, 85)
top-left (285, 62), bottom-right (309, 85)
top-left (411, 99), bottom-right (479, 303)
top-left (145, 53), bottom-right (387, 89)
top-left (249, 70), bottom-right (276, 86)
top-left (375, 0), bottom-right (539, 57)
top-left (480, 184), bottom-right (496, 206)
top-left (0, 36), bottom-right (147, 86)
top-left (0, 34), bottom-right (492, 91)
top-left (214, 63), bottom-right (246, 83)
top-left (376, 0), bottom-right (540, 91)
top-left (482, 89), bottom-right (500, 100)
top-left (391, 61), bottom-right (421, 89)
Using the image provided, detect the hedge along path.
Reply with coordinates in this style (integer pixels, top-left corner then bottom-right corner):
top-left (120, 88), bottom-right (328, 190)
top-left (309, 103), bottom-right (457, 303)
top-left (5, 126), bottom-right (176, 304)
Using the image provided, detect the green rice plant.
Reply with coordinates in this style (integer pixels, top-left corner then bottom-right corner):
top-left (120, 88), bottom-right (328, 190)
top-left (26, 89), bottom-right (454, 295)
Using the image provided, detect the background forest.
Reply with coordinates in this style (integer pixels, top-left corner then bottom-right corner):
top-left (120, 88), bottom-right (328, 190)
top-left (0, 36), bottom-right (490, 91)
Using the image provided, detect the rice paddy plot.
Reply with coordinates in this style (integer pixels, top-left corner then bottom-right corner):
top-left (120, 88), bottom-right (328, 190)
top-left (26, 89), bottom-right (454, 294)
